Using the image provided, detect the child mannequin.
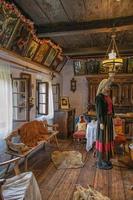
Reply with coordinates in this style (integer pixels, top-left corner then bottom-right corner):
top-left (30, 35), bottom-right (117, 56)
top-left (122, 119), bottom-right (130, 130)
top-left (76, 115), bottom-right (87, 132)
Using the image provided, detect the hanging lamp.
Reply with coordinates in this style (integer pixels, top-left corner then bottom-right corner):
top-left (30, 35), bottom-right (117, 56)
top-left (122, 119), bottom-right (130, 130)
top-left (102, 33), bottom-right (123, 73)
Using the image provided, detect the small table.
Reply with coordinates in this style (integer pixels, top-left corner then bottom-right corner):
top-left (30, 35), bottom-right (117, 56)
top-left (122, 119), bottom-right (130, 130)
top-left (86, 120), bottom-right (97, 151)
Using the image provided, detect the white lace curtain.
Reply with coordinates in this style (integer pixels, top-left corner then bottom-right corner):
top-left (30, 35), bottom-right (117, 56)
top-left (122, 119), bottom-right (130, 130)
top-left (46, 79), bottom-right (54, 120)
top-left (0, 61), bottom-right (12, 139)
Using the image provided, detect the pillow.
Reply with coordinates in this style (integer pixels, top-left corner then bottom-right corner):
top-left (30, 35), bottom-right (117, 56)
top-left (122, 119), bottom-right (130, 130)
top-left (77, 122), bottom-right (87, 131)
top-left (7, 140), bottom-right (30, 154)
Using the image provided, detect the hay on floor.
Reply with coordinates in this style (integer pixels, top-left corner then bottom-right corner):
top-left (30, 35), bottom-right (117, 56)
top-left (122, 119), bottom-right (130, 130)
top-left (51, 150), bottom-right (84, 169)
top-left (73, 185), bottom-right (110, 200)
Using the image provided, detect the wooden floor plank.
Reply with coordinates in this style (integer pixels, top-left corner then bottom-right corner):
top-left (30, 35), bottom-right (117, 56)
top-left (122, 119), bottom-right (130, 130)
top-left (15, 139), bottom-right (132, 200)
top-left (40, 168), bottom-right (66, 200)
top-left (102, 169), bottom-right (109, 197)
top-left (38, 163), bottom-right (56, 185)
top-left (121, 168), bottom-right (133, 200)
top-left (37, 140), bottom-right (73, 199)
top-left (109, 159), bottom-right (126, 200)
top-left (94, 168), bottom-right (109, 197)
top-left (76, 151), bottom-right (96, 187)
top-left (48, 169), bottom-right (81, 200)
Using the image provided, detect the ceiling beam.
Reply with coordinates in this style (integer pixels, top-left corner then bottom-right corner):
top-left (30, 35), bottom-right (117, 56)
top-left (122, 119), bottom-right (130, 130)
top-left (64, 47), bottom-right (133, 58)
top-left (37, 15), bottom-right (133, 37)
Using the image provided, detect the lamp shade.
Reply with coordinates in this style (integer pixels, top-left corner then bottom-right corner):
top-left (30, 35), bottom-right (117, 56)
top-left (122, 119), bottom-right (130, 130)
top-left (102, 33), bottom-right (123, 73)
top-left (102, 58), bottom-right (123, 72)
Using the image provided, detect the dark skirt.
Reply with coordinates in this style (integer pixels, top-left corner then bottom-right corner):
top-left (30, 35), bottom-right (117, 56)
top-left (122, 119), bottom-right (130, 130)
top-left (96, 115), bottom-right (114, 161)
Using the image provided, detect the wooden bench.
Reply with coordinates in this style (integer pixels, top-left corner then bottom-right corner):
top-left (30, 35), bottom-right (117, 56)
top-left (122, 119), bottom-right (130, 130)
top-left (5, 120), bottom-right (59, 171)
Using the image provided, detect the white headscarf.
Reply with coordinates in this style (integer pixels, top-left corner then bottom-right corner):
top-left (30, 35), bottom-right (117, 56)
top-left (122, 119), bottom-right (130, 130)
top-left (96, 73), bottom-right (115, 96)
top-left (96, 79), bottom-right (110, 95)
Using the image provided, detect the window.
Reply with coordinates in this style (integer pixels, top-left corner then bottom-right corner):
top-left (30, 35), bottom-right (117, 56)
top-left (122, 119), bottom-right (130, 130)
top-left (37, 82), bottom-right (49, 115)
top-left (52, 84), bottom-right (60, 111)
top-left (12, 78), bottom-right (29, 121)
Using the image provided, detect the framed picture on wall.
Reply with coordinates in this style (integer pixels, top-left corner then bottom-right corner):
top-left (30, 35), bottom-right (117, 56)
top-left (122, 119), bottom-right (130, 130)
top-left (86, 59), bottom-right (100, 74)
top-left (127, 57), bottom-right (133, 73)
top-left (60, 97), bottom-right (70, 110)
top-left (43, 47), bottom-right (58, 67)
top-left (25, 38), bottom-right (39, 59)
top-left (99, 61), bottom-right (109, 74)
top-left (0, 3), bottom-right (19, 48)
top-left (116, 58), bottom-right (128, 73)
top-left (8, 23), bottom-right (31, 56)
top-left (51, 56), bottom-right (60, 70)
top-left (55, 56), bottom-right (67, 72)
top-left (33, 43), bottom-right (50, 63)
top-left (73, 60), bottom-right (86, 75)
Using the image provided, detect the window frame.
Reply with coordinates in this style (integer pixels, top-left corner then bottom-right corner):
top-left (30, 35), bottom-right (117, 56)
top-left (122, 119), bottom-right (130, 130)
top-left (52, 83), bottom-right (60, 111)
top-left (12, 78), bottom-right (29, 122)
top-left (37, 81), bottom-right (49, 115)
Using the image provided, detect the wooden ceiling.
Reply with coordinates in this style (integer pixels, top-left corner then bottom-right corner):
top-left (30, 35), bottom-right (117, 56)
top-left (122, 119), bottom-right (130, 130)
top-left (11, 0), bottom-right (133, 58)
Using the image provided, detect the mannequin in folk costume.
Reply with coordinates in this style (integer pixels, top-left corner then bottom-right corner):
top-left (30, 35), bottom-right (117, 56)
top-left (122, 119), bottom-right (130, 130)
top-left (95, 73), bottom-right (115, 170)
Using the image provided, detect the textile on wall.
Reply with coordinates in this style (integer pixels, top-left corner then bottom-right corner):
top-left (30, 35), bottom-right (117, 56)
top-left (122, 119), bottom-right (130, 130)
top-left (0, 61), bottom-right (12, 139)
